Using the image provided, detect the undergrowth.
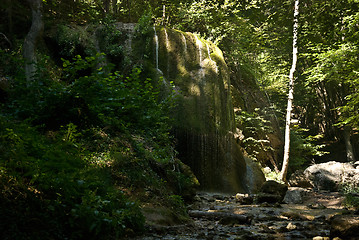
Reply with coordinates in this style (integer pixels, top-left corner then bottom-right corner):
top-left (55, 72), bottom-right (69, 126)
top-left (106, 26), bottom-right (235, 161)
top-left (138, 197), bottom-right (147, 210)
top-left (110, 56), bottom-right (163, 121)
top-left (0, 51), bottom-right (195, 239)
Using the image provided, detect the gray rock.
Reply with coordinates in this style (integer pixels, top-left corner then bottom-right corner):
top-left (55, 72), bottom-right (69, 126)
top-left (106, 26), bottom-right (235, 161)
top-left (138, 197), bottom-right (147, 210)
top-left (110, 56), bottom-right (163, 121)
top-left (244, 157), bottom-right (266, 193)
top-left (288, 170), bottom-right (313, 188)
top-left (235, 193), bottom-right (254, 204)
top-left (312, 237), bottom-right (330, 240)
top-left (257, 180), bottom-right (288, 203)
top-left (286, 222), bottom-right (297, 231)
top-left (283, 187), bottom-right (310, 204)
top-left (257, 193), bottom-right (284, 204)
top-left (304, 161), bottom-right (355, 191)
top-left (260, 180), bottom-right (288, 195)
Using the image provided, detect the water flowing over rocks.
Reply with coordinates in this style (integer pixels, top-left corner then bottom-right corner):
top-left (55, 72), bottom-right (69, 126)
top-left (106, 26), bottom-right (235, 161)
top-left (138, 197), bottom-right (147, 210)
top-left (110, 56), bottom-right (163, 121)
top-left (132, 189), bottom-right (352, 240)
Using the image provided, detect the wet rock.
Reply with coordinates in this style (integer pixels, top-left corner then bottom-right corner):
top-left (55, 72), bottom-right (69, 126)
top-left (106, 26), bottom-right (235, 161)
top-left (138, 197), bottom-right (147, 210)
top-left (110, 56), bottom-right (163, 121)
top-left (260, 180), bottom-right (288, 196)
top-left (257, 180), bottom-right (288, 203)
top-left (256, 193), bottom-right (283, 204)
top-left (236, 193), bottom-right (254, 204)
top-left (244, 156), bottom-right (266, 193)
top-left (283, 187), bottom-right (309, 204)
top-left (255, 214), bottom-right (279, 221)
top-left (286, 222), bottom-right (297, 231)
top-left (304, 161), bottom-right (355, 191)
top-left (218, 216), bottom-right (243, 225)
top-left (313, 237), bottom-right (330, 240)
top-left (188, 210), bottom-right (251, 224)
top-left (314, 215), bottom-right (326, 221)
top-left (308, 203), bottom-right (326, 209)
top-left (213, 194), bottom-right (226, 200)
top-left (282, 211), bottom-right (311, 221)
top-left (330, 214), bottom-right (359, 240)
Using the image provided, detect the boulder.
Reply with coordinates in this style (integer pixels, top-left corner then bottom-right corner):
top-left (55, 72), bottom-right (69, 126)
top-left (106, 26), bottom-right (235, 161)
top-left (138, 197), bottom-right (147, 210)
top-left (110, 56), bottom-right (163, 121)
top-left (256, 180), bottom-right (288, 203)
top-left (283, 187), bottom-right (310, 204)
top-left (243, 157), bottom-right (266, 194)
top-left (304, 161), bottom-right (355, 191)
top-left (288, 170), bottom-right (313, 188)
top-left (330, 215), bottom-right (359, 240)
top-left (235, 193), bottom-right (254, 205)
top-left (260, 180), bottom-right (288, 196)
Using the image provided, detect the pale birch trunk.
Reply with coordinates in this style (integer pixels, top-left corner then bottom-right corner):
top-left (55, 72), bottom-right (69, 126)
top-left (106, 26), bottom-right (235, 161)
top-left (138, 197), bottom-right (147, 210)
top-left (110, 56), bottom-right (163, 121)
top-left (23, 0), bottom-right (43, 82)
top-left (280, 0), bottom-right (299, 183)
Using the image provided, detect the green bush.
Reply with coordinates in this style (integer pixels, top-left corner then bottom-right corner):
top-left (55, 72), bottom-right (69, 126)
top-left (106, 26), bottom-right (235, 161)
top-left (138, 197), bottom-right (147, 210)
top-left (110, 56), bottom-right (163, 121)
top-left (55, 24), bottom-right (96, 57)
top-left (235, 109), bottom-right (274, 162)
top-left (96, 18), bottom-right (125, 65)
top-left (0, 116), bottom-right (144, 239)
top-left (342, 183), bottom-right (359, 210)
top-left (7, 54), bottom-right (176, 133)
top-left (288, 128), bottom-right (328, 172)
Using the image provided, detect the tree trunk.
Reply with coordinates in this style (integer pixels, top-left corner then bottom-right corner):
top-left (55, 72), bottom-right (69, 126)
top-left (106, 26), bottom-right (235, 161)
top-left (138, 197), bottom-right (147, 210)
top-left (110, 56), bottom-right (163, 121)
top-left (344, 126), bottom-right (356, 162)
top-left (280, 0), bottom-right (299, 183)
top-left (112, 0), bottom-right (118, 14)
top-left (23, 0), bottom-right (43, 82)
top-left (104, 0), bottom-right (110, 13)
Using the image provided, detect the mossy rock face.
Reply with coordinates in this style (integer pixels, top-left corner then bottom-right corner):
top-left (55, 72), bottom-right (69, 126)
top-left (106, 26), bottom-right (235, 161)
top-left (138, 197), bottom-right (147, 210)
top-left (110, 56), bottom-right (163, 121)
top-left (151, 27), bottom-right (250, 193)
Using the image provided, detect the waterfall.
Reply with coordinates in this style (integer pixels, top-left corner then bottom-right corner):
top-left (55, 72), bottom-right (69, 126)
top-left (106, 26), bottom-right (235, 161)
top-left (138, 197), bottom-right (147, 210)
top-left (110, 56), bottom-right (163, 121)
top-left (195, 34), bottom-right (205, 78)
top-left (195, 35), bottom-right (203, 65)
top-left (181, 33), bottom-right (187, 53)
top-left (153, 26), bottom-right (159, 70)
top-left (164, 28), bottom-right (170, 78)
top-left (206, 43), bottom-right (212, 61)
top-left (153, 26), bottom-right (163, 75)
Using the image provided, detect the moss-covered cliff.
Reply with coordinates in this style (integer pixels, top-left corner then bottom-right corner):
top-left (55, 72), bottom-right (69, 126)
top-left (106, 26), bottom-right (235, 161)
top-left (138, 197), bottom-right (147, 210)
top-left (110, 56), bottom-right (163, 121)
top-left (148, 27), bottom-right (265, 193)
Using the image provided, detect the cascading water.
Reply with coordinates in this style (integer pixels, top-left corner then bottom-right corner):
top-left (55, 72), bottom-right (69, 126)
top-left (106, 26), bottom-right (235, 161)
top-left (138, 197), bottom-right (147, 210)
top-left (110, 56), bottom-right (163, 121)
top-left (181, 33), bottom-right (187, 53)
top-left (153, 26), bottom-right (164, 76)
top-left (164, 28), bottom-right (170, 79)
top-left (153, 26), bottom-right (159, 71)
top-left (195, 34), bottom-right (205, 79)
top-left (206, 43), bottom-right (212, 61)
top-left (195, 35), bottom-right (203, 64)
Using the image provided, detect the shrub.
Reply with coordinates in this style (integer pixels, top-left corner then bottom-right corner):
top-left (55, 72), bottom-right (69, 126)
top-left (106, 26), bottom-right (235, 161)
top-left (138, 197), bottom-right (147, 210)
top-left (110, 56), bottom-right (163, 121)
top-left (0, 116), bottom-right (144, 239)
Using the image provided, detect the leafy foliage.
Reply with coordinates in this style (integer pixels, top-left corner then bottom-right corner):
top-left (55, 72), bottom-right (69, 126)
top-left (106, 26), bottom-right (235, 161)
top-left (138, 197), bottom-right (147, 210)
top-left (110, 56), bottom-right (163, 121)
top-left (96, 17), bottom-right (126, 66)
top-left (55, 24), bottom-right (96, 57)
top-left (0, 116), bottom-right (144, 239)
top-left (287, 128), bottom-right (328, 172)
top-left (235, 109), bottom-right (274, 163)
top-left (1, 46), bottom-right (180, 239)
top-left (342, 183), bottom-right (359, 210)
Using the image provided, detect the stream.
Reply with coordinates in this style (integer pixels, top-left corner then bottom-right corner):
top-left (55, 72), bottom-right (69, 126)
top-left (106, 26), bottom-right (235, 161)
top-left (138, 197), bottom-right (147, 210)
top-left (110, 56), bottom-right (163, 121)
top-left (133, 190), bottom-right (347, 239)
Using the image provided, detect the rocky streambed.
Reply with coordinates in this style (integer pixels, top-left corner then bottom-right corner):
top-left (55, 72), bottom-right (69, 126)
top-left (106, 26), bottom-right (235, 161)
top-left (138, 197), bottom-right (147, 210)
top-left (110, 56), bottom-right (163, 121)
top-left (132, 189), bottom-right (359, 240)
